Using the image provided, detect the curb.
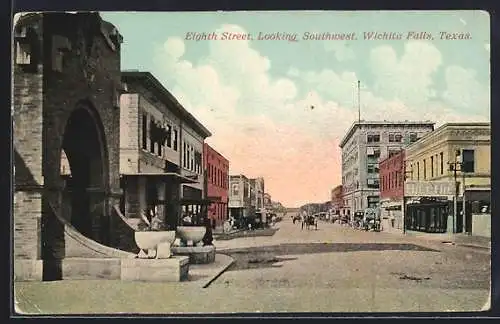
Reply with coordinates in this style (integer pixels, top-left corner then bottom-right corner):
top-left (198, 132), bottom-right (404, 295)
top-left (201, 255), bottom-right (235, 288)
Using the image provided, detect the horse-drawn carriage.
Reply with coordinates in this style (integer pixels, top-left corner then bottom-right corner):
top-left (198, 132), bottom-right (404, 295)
top-left (303, 214), bottom-right (318, 230)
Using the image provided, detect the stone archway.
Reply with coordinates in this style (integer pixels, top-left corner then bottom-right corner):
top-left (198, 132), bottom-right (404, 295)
top-left (60, 101), bottom-right (109, 243)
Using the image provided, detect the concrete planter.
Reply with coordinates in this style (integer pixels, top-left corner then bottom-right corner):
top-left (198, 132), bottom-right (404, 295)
top-left (176, 226), bottom-right (206, 246)
top-left (134, 231), bottom-right (176, 259)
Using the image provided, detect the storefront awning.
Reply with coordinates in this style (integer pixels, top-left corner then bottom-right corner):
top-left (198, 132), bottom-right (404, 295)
top-left (121, 172), bottom-right (197, 184)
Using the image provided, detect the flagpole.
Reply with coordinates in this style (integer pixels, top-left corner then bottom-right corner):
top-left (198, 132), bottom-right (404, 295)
top-left (357, 80), bottom-right (361, 123)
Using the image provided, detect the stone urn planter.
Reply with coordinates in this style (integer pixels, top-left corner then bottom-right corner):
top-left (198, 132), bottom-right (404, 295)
top-left (134, 230), bottom-right (176, 259)
top-left (176, 226), bottom-right (206, 246)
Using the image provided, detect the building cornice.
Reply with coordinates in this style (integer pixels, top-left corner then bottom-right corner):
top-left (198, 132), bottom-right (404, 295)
top-left (122, 71), bottom-right (212, 138)
top-left (340, 120), bottom-right (435, 148)
top-left (405, 123), bottom-right (490, 155)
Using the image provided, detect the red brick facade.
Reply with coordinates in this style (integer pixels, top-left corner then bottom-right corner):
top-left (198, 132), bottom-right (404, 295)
top-left (379, 150), bottom-right (405, 200)
top-left (203, 143), bottom-right (229, 228)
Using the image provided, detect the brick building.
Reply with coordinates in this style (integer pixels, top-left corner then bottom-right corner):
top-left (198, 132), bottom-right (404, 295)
top-left (119, 71), bottom-right (205, 230)
top-left (13, 13), bottom-right (125, 281)
top-left (404, 123), bottom-right (491, 234)
top-left (379, 150), bottom-right (405, 231)
top-left (203, 143), bottom-right (229, 229)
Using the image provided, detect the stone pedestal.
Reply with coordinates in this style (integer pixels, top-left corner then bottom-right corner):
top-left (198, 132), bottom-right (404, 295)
top-left (14, 260), bottom-right (43, 281)
top-left (156, 242), bottom-right (172, 259)
top-left (171, 245), bottom-right (216, 264)
top-left (121, 256), bottom-right (189, 282)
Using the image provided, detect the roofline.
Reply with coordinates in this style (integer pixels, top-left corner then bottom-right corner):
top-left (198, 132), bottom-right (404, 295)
top-left (121, 71), bottom-right (212, 138)
top-left (339, 120), bottom-right (435, 148)
top-left (405, 121), bottom-right (491, 151)
top-left (203, 142), bottom-right (229, 163)
top-left (379, 149), bottom-right (405, 165)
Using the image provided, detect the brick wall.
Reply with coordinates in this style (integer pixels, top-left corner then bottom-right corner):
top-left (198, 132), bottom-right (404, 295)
top-left (13, 14), bottom-right (44, 261)
top-left (379, 150), bottom-right (405, 200)
top-left (204, 143), bottom-right (229, 227)
top-left (13, 13), bottom-right (125, 272)
top-left (119, 93), bottom-right (140, 174)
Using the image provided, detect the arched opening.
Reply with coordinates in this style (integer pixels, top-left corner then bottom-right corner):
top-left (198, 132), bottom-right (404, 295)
top-left (61, 103), bottom-right (108, 242)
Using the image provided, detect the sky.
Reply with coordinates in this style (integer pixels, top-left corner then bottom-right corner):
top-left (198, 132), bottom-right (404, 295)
top-left (101, 11), bottom-right (490, 208)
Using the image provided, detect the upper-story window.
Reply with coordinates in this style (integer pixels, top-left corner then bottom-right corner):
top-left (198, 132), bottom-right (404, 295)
top-left (440, 152), bottom-right (444, 175)
top-left (367, 134), bottom-right (380, 143)
top-left (173, 128), bottom-right (178, 151)
top-left (388, 149), bottom-right (401, 158)
top-left (409, 132), bottom-right (418, 143)
top-left (462, 149), bottom-right (475, 173)
top-left (430, 156), bottom-right (434, 178)
top-left (165, 123), bottom-right (172, 148)
top-left (232, 184), bottom-right (239, 196)
top-left (388, 133), bottom-right (402, 143)
top-left (142, 113), bottom-right (148, 150)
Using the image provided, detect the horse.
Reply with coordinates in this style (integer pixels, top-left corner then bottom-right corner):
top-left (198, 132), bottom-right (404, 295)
top-left (304, 215), bottom-right (318, 230)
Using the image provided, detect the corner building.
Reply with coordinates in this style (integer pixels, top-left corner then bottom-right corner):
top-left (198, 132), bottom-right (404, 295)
top-left (339, 121), bottom-right (434, 218)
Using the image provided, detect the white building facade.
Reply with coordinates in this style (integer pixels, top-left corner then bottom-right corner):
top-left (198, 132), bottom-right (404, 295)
top-left (339, 121), bottom-right (435, 217)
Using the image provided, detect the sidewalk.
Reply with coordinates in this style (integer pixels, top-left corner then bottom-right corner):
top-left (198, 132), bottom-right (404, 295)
top-left (402, 230), bottom-right (491, 251)
top-left (188, 253), bottom-right (234, 288)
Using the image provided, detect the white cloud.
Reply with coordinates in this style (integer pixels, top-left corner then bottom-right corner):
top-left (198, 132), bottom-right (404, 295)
top-left (153, 25), bottom-right (489, 206)
top-left (442, 65), bottom-right (490, 113)
top-left (324, 40), bottom-right (356, 61)
top-left (287, 67), bottom-right (300, 77)
top-left (370, 40), bottom-right (442, 105)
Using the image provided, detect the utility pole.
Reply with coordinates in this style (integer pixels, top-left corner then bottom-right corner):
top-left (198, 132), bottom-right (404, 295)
top-left (403, 159), bottom-right (413, 235)
top-left (462, 170), bottom-right (467, 234)
top-left (449, 149), bottom-right (462, 233)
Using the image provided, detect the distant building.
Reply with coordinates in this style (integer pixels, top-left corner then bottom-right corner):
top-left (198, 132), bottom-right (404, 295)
top-left (250, 177), bottom-right (265, 211)
top-left (330, 185), bottom-right (343, 214)
top-left (379, 150), bottom-right (405, 231)
top-left (339, 120), bottom-right (435, 218)
top-left (404, 122), bottom-right (490, 235)
top-left (204, 143), bottom-right (229, 229)
top-left (229, 175), bottom-right (253, 220)
top-left (264, 193), bottom-right (272, 210)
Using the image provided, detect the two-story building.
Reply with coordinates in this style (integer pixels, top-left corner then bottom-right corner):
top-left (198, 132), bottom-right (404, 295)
top-left (119, 71), bottom-right (211, 230)
top-left (229, 175), bottom-right (253, 221)
top-left (379, 150), bottom-right (405, 232)
top-left (204, 143), bottom-right (229, 229)
top-left (250, 177), bottom-right (265, 211)
top-left (404, 122), bottom-right (491, 235)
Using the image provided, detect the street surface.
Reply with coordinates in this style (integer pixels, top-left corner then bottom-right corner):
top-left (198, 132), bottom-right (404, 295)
top-left (15, 212), bottom-right (490, 314)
